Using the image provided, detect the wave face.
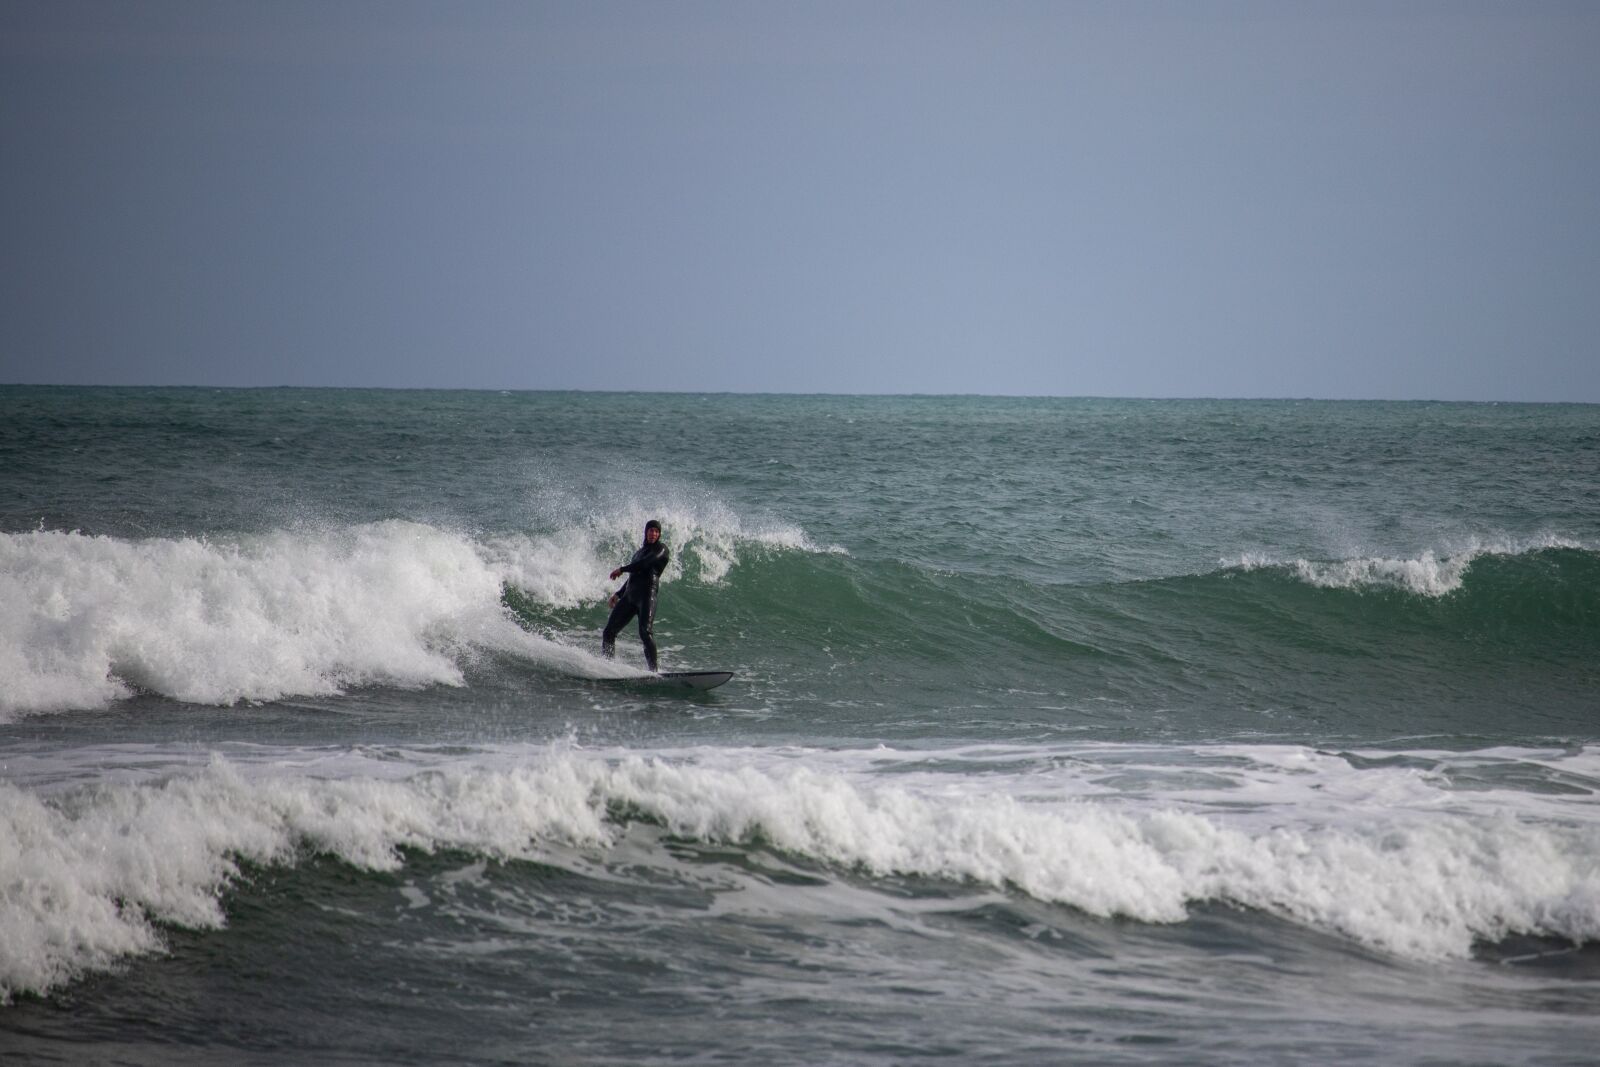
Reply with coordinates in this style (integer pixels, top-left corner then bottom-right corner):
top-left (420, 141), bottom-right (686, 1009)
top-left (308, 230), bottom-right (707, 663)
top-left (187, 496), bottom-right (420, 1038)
top-left (4, 743), bottom-right (1597, 1001)
top-left (1147, 543), bottom-right (1600, 661)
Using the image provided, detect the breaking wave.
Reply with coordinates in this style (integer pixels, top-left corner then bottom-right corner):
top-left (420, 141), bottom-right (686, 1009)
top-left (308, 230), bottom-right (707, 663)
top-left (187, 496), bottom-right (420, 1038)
top-left (0, 508), bottom-right (837, 717)
top-left (3, 743), bottom-right (1597, 1001)
top-left (1230, 534), bottom-right (1588, 597)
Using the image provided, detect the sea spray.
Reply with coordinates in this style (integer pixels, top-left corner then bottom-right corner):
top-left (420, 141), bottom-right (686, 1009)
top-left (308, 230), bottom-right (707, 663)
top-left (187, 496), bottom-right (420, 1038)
top-left (484, 498), bottom-right (839, 607)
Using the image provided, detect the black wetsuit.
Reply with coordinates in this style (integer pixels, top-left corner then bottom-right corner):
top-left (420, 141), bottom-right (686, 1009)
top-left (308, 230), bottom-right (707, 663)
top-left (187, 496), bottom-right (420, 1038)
top-left (601, 537), bottom-right (670, 670)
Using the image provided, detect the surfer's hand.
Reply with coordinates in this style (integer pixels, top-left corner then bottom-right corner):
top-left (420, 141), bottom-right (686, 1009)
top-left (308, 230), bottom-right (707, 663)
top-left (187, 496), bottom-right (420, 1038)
top-left (608, 594), bottom-right (618, 607)
top-left (609, 568), bottom-right (622, 580)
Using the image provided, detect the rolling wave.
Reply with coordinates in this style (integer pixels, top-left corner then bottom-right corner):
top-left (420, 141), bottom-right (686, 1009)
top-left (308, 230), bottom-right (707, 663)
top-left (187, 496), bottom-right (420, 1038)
top-left (3, 517), bottom-right (1593, 718)
top-left (1193, 543), bottom-right (1599, 637)
top-left (4, 743), bottom-right (1597, 1001)
top-left (1233, 534), bottom-right (1591, 596)
top-left (0, 511), bottom-right (839, 717)
top-left (637, 539), bottom-right (1600, 678)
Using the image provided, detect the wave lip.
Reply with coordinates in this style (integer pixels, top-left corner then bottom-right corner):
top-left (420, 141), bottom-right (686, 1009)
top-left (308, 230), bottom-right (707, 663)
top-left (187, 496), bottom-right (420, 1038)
top-left (1231, 534), bottom-right (1589, 597)
top-left (4, 745), bottom-right (1597, 1001)
top-left (1291, 551), bottom-right (1471, 597)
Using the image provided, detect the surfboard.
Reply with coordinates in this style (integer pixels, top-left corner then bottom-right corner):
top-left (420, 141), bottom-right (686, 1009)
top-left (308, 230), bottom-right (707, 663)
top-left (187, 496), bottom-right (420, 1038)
top-left (650, 670), bottom-right (734, 690)
top-left (596, 669), bottom-right (734, 691)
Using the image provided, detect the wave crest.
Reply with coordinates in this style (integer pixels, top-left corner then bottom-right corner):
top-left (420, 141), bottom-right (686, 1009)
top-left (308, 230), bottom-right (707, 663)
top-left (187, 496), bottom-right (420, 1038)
top-left (1232, 535), bottom-right (1587, 597)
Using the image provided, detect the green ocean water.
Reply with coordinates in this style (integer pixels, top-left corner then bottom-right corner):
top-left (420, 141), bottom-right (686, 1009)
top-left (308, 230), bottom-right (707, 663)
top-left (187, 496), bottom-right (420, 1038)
top-left (2, 387), bottom-right (1598, 1064)
top-left (5, 387), bottom-right (1594, 742)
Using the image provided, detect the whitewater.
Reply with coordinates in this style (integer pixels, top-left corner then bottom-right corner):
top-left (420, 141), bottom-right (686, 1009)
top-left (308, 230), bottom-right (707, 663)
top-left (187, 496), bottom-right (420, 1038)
top-left (2, 388), bottom-right (1597, 1065)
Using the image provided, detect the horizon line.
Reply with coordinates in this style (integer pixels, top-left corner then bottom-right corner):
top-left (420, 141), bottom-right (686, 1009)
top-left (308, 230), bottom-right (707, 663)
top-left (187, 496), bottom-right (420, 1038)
top-left (2, 382), bottom-right (1596, 406)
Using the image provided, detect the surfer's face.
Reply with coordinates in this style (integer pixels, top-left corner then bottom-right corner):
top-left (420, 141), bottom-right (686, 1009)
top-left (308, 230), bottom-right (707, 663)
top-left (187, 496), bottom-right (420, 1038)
top-left (645, 527), bottom-right (659, 543)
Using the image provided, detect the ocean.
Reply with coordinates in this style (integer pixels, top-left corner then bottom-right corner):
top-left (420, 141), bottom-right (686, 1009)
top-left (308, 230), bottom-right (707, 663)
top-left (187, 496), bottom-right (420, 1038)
top-left (1, 386), bottom-right (1596, 1065)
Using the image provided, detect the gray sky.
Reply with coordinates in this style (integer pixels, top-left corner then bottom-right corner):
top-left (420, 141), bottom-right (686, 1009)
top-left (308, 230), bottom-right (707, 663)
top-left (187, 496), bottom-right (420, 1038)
top-left (3, 1), bottom-right (1597, 400)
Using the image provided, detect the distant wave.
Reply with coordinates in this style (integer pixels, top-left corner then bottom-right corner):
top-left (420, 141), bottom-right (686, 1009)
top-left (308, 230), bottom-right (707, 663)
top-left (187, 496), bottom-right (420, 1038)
top-left (1191, 542), bottom-right (1600, 658)
top-left (675, 538), bottom-right (1600, 675)
top-left (4, 743), bottom-right (1597, 1001)
top-left (1228, 535), bottom-right (1588, 597)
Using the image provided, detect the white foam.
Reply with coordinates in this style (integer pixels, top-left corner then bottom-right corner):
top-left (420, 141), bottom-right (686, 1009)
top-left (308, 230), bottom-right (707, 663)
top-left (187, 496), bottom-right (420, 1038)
top-left (1291, 551), bottom-right (1472, 597)
top-left (592, 747), bottom-right (1600, 960)
top-left (0, 523), bottom-right (589, 718)
top-left (0, 501), bottom-right (845, 715)
top-left (0, 752), bottom-right (617, 1001)
top-left (1229, 533), bottom-right (1585, 597)
top-left (3, 743), bottom-right (1596, 999)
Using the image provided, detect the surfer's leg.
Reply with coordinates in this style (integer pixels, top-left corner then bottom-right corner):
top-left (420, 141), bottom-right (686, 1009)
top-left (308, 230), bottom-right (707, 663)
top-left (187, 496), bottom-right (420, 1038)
top-left (601, 601), bottom-right (635, 658)
top-left (637, 604), bottom-right (658, 672)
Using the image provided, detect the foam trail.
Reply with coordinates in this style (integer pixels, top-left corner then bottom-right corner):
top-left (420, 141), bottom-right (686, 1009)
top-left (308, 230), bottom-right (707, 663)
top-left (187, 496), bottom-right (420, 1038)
top-left (4, 746), bottom-right (1597, 1000)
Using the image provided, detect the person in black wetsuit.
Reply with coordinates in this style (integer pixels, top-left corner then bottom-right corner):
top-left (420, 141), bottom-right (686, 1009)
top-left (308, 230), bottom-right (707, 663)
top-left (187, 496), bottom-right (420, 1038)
top-left (601, 519), bottom-right (671, 671)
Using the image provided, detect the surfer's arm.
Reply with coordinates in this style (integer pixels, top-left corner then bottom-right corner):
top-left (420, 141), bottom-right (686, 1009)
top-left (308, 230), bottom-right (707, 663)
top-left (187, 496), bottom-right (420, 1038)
top-left (613, 545), bottom-right (668, 578)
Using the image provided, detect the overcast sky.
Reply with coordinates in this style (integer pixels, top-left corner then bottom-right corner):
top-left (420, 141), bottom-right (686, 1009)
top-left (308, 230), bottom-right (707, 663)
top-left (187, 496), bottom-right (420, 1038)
top-left (2, 1), bottom-right (1596, 399)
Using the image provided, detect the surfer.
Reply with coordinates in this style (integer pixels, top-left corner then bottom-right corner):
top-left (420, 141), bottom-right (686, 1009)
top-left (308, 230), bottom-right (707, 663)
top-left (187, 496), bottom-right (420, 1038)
top-left (602, 519), bottom-right (670, 671)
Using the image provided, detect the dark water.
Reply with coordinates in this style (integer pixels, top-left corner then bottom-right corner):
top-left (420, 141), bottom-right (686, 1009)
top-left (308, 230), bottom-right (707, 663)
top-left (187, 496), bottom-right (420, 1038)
top-left (2, 387), bottom-right (1597, 1064)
